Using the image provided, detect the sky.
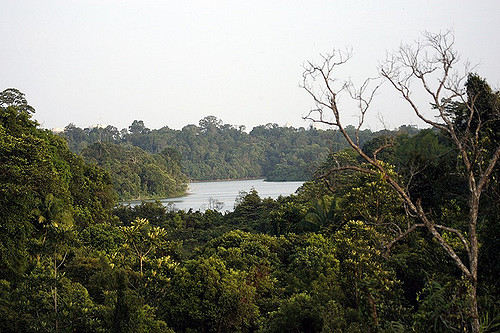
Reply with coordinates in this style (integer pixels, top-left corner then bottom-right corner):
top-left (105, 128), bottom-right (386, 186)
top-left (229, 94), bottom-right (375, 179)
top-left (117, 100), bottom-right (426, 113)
top-left (1, 1), bottom-right (499, 132)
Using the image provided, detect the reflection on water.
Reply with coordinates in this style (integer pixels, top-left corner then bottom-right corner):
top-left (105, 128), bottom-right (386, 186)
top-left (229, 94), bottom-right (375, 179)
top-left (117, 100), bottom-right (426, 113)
top-left (125, 179), bottom-right (304, 211)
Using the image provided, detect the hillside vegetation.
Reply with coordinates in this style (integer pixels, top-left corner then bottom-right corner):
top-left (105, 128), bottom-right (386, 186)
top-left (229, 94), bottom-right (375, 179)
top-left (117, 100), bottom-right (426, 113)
top-left (61, 116), bottom-right (415, 187)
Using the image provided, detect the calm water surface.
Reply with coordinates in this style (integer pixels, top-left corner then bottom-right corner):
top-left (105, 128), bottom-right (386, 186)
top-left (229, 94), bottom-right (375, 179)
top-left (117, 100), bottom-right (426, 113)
top-left (152, 179), bottom-right (303, 211)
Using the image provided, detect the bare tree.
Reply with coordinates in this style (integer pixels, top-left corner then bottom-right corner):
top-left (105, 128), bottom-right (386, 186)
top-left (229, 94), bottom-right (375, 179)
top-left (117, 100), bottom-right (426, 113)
top-left (302, 31), bottom-right (499, 332)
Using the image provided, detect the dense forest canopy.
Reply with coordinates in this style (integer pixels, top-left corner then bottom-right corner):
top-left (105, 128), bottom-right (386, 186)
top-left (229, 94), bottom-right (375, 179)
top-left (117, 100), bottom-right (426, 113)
top-left (1, 48), bottom-right (499, 332)
top-left (60, 116), bottom-right (417, 200)
top-left (80, 142), bottom-right (188, 201)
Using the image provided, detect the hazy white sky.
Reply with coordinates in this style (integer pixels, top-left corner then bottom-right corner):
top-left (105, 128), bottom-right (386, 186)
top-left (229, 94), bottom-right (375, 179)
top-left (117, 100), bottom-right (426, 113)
top-left (1, 1), bottom-right (499, 131)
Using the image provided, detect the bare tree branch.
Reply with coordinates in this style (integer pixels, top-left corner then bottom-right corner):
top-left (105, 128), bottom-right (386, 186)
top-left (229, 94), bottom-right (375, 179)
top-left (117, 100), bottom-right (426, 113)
top-left (302, 31), bottom-right (493, 332)
top-left (435, 224), bottom-right (471, 256)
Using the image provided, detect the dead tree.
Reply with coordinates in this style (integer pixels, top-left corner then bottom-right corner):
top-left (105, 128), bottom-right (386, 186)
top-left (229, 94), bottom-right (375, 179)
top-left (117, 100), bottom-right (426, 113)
top-left (302, 31), bottom-right (499, 333)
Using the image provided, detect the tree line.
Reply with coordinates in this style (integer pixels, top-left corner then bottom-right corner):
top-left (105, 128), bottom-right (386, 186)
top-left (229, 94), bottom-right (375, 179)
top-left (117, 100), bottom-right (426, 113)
top-left (61, 116), bottom-right (410, 183)
top-left (80, 142), bottom-right (187, 201)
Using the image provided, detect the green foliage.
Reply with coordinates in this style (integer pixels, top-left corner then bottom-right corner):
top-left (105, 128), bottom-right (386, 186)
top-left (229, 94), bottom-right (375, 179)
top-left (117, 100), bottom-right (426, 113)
top-left (120, 218), bottom-right (168, 275)
top-left (339, 169), bottom-right (407, 238)
top-left (393, 129), bottom-right (466, 211)
top-left (81, 142), bottom-right (187, 200)
top-left (333, 221), bottom-right (407, 330)
top-left (111, 270), bottom-right (171, 333)
top-left (0, 89), bottom-right (115, 279)
top-left (60, 116), bottom-right (387, 182)
top-left (160, 256), bottom-right (259, 332)
top-left (228, 189), bottom-right (277, 231)
top-left (263, 293), bottom-right (325, 332)
top-left (0, 89), bottom-right (120, 331)
top-left (413, 278), bottom-right (471, 332)
top-left (449, 74), bottom-right (500, 155)
top-left (269, 200), bottom-right (308, 235)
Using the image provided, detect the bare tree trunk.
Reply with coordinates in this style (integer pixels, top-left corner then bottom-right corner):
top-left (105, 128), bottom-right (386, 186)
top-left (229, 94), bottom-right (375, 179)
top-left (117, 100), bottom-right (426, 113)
top-left (300, 31), bottom-right (499, 333)
top-left (470, 280), bottom-right (480, 333)
top-left (469, 193), bottom-right (480, 333)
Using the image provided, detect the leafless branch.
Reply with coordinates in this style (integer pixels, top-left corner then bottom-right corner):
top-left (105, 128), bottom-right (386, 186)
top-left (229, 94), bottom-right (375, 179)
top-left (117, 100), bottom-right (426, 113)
top-left (302, 34), bottom-right (500, 321)
top-left (317, 165), bottom-right (378, 180)
top-left (435, 224), bottom-right (471, 256)
top-left (384, 223), bottom-right (425, 254)
top-left (373, 139), bottom-right (394, 162)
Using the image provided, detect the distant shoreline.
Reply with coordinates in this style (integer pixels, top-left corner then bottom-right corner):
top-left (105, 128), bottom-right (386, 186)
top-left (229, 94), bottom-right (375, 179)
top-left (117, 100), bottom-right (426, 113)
top-left (189, 177), bottom-right (265, 183)
top-left (119, 178), bottom-right (306, 204)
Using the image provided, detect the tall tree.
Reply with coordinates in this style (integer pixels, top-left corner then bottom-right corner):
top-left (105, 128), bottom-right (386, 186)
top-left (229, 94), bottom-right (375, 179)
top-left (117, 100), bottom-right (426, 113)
top-left (128, 120), bottom-right (148, 135)
top-left (302, 31), bottom-right (499, 332)
top-left (121, 218), bottom-right (168, 276)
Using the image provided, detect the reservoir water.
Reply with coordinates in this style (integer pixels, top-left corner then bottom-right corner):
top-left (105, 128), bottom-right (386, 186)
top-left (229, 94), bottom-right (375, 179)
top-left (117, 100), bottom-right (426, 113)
top-left (128, 179), bottom-right (304, 211)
